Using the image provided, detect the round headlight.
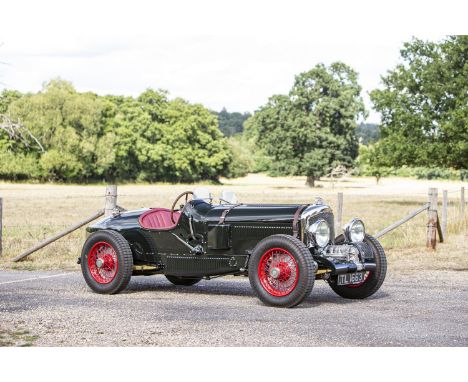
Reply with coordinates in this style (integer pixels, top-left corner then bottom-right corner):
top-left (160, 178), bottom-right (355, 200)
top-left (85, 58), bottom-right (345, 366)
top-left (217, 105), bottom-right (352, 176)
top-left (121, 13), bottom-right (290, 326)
top-left (344, 218), bottom-right (365, 242)
top-left (307, 219), bottom-right (330, 248)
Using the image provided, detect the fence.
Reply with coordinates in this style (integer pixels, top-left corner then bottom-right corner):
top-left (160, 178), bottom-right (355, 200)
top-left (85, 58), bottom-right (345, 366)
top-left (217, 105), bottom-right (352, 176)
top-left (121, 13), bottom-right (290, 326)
top-left (334, 186), bottom-right (466, 250)
top-left (0, 185), bottom-right (466, 262)
top-left (0, 185), bottom-right (122, 262)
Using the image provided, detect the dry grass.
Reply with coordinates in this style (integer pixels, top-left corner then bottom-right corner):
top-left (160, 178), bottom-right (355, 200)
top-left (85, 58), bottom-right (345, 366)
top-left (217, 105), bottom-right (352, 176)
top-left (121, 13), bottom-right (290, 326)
top-left (0, 174), bottom-right (466, 273)
top-left (0, 327), bottom-right (39, 347)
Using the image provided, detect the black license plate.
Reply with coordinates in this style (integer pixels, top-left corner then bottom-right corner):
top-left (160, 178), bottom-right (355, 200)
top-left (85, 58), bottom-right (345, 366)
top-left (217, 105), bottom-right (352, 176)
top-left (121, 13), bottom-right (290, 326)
top-left (338, 272), bottom-right (365, 286)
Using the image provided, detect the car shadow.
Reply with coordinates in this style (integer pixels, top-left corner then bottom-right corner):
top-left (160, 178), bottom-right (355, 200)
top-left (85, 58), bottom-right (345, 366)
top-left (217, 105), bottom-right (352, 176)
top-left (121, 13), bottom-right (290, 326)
top-left (124, 277), bottom-right (390, 308)
top-left (300, 290), bottom-right (391, 308)
top-left (125, 278), bottom-right (255, 297)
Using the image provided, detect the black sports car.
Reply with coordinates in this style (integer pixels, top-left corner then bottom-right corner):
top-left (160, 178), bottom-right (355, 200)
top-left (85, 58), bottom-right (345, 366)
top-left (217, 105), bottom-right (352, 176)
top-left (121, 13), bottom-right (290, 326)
top-left (80, 188), bottom-right (386, 307)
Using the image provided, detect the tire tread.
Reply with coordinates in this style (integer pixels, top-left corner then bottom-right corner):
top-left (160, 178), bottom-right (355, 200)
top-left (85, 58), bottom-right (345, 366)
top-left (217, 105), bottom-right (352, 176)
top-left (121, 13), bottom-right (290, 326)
top-left (249, 234), bottom-right (316, 308)
top-left (81, 230), bottom-right (133, 294)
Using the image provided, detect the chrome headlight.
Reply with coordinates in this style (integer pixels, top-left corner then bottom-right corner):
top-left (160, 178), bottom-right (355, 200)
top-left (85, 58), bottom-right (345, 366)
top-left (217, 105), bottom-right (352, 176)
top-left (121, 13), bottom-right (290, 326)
top-left (307, 219), bottom-right (330, 248)
top-left (344, 218), bottom-right (365, 242)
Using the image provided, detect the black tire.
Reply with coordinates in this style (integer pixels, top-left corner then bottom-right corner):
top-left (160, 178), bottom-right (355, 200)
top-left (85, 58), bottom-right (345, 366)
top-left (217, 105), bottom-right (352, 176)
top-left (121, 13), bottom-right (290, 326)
top-left (248, 234), bottom-right (316, 308)
top-left (81, 230), bottom-right (133, 294)
top-left (328, 234), bottom-right (387, 299)
top-left (165, 275), bottom-right (202, 286)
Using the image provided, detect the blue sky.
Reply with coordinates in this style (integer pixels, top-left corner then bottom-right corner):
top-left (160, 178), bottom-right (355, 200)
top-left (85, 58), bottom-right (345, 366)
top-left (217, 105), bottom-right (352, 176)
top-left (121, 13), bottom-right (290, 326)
top-left (1, 0), bottom-right (465, 123)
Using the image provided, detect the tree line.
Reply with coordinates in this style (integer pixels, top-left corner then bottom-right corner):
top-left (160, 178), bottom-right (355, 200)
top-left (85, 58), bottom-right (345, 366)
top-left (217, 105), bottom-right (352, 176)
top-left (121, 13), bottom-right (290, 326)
top-left (1, 35), bottom-right (466, 184)
top-left (0, 81), bottom-right (231, 182)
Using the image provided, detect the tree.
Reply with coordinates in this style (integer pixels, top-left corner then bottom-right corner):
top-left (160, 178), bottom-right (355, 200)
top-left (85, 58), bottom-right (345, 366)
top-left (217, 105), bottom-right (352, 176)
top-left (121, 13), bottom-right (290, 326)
top-left (215, 108), bottom-right (251, 136)
top-left (246, 62), bottom-right (366, 186)
top-left (135, 98), bottom-right (231, 182)
top-left (357, 144), bottom-right (391, 184)
top-left (370, 36), bottom-right (468, 170)
top-left (0, 89), bottom-right (23, 113)
top-left (356, 123), bottom-right (380, 145)
top-left (6, 78), bottom-right (107, 181)
top-left (1, 80), bottom-right (232, 183)
top-left (225, 135), bottom-right (255, 178)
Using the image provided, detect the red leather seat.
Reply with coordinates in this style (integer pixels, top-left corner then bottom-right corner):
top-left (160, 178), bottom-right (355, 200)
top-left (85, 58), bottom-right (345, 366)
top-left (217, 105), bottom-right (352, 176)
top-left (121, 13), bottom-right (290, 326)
top-left (139, 208), bottom-right (181, 230)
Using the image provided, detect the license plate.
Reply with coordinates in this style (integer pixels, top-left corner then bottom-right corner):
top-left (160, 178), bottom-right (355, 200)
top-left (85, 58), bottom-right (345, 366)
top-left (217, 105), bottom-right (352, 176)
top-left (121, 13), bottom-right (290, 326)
top-left (338, 272), bottom-right (365, 286)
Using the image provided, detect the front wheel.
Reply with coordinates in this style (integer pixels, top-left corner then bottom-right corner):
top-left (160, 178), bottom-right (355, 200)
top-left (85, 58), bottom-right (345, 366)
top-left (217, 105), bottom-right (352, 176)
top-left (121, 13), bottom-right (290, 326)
top-left (81, 230), bottom-right (133, 294)
top-left (248, 234), bottom-right (317, 308)
top-left (328, 234), bottom-right (387, 299)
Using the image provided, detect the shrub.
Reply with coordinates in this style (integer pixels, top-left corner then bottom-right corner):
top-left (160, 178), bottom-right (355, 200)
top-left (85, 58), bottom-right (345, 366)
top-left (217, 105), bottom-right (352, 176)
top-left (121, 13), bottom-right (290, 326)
top-left (357, 163), bottom-right (466, 181)
top-left (225, 136), bottom-right (254, 178)
top-left (39, 150), bottom-right (83, 181)
top-left (0, 149), bottom-right (43, 180)
top-left (412, 167), bottom-right (459, 180)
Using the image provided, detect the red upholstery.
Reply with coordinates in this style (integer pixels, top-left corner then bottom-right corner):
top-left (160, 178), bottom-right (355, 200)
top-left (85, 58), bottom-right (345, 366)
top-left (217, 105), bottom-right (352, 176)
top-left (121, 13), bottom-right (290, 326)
top-left (139, 208), bottom-right (181, 230)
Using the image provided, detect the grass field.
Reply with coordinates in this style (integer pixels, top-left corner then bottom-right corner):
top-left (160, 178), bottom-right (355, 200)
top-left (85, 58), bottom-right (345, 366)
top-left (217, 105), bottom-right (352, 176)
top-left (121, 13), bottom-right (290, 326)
top-left (0, 174), bottom-right (466, 273)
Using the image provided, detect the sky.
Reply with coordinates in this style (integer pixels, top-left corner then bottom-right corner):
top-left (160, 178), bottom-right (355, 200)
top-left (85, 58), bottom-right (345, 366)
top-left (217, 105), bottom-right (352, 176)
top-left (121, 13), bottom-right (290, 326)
top-left (0, 0), bottom-right (466, 123)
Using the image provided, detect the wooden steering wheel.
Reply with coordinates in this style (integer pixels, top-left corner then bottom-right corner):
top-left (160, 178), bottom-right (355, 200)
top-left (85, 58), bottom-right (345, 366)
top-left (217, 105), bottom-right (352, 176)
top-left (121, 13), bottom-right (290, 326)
top-left (170, 191), bottom-right (194, 223)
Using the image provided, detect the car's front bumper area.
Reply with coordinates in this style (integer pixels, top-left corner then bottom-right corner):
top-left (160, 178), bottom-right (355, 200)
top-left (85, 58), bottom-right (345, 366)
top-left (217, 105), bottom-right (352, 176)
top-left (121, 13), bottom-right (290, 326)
top-left (312, 242), bottom-right (376, 275)
top-left (328, 261), bottom-right (376, 274)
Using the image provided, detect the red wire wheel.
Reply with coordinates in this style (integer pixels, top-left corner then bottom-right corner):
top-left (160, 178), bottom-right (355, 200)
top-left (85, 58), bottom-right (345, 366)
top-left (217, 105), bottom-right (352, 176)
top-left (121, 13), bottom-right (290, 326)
top-left (87, 241), bottom-right (119, 284)
top-left (257, 247), bottom-right (299, 297)
top-left (347, 271), bottom-right (371, 288)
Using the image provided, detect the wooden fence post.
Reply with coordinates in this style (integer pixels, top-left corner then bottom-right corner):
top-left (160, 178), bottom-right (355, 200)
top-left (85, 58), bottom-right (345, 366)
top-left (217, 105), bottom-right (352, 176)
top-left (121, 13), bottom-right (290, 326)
top-left (336, 192), bottom-right (343, 231)
top-left (0, 197), bottom-right (3, 257)
top-left (442, 190), bottom-right (448, 239)
top-left (105, 185), bottom-right (117, 217)
top-left (461, 187), bottom-right (465, 217)
top-left (426, 188), bottom-right (438, 249)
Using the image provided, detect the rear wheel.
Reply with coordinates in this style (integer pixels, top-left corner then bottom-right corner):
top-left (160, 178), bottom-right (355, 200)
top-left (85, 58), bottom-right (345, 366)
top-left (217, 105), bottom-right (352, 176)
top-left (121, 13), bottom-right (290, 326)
top-left (249, 234), bottom-right (316, 308)
top-left (165, 275), bottom-right (202, 286)
top-left (328, 234), bottom-right (387, 299)
top-left (81, 230), bottom-right (133, 294)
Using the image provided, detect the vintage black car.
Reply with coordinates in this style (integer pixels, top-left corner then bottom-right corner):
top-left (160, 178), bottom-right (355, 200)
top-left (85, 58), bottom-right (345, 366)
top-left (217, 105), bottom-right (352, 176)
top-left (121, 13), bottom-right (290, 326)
top-left (80, 188), bottom-right (386, 307)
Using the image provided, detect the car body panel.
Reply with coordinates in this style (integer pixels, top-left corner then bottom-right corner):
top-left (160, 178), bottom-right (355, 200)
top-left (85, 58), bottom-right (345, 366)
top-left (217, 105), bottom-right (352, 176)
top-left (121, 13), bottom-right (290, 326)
top-left (87, 202), bottom-right (303, 276)
top-left (86, 198), bottom-right (374, 278)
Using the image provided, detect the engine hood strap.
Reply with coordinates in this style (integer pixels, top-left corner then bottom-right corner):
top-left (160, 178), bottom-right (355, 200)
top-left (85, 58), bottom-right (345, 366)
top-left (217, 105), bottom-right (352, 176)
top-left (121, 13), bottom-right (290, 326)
top-left (292, 204), bottom-right (308, 238)
top-left (219, 204), bottom-right (242, 224)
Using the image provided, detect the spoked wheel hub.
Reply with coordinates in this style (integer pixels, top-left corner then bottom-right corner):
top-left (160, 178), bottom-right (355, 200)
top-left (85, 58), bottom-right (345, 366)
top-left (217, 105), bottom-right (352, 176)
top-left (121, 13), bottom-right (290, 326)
top-left (88, 242), bottom-right (119, 284)
top-left (258, 247), bottom-right (299, 297)
top-left (269, 262), bottom-right (292, 281)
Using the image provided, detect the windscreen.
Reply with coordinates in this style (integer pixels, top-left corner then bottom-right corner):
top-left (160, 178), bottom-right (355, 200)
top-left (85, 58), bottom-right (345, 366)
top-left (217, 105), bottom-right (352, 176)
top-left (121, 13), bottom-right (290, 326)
top-left (219, 190), bottom-right (238, 204)
top-left (193, 187), bottom-right (212, 201)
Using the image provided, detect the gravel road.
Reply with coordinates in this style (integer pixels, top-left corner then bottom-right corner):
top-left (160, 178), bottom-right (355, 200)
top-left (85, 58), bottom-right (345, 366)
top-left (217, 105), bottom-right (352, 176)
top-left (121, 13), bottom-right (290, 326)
top-left (1, 270), bottom-right (467, 346)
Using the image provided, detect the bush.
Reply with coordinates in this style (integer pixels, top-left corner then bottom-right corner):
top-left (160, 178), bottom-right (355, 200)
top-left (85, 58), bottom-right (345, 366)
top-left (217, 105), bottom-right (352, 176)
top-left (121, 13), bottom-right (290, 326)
top-left (391, 166), bottom-right (464, 181)
top-left (412, 167), bottom-right (460, 180)
top-left (0, 149), bottom-right (43, 180)
top-left (39, 150), bottom-right (83, 181)
top-left (460, 170), bottom-right (468, 181)
top-left (225, 136), bottom-right (253, 178)
top-left (356, 162), bottom-right (467, 181)
top-left (225, 135), bottom-right (273, 178)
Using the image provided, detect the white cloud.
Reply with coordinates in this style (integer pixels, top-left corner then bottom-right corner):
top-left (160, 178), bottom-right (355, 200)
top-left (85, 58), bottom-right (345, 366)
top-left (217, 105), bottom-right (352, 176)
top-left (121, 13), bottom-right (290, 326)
top-left (1, 0), bottom-right (465, 122)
